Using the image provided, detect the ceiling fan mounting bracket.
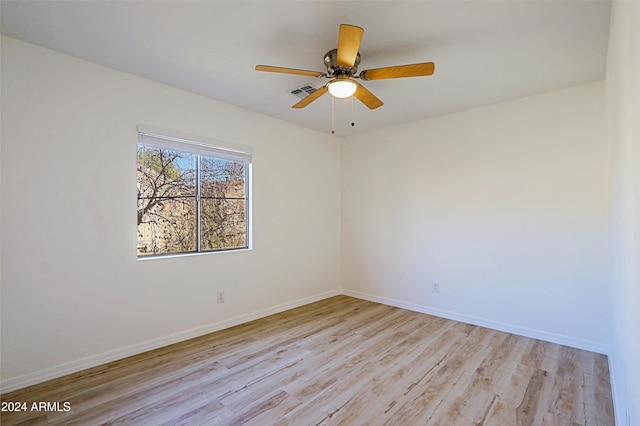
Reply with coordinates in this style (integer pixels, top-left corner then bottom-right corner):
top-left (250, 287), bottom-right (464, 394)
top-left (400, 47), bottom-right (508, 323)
top-left (323, 49), bottom-right (360, 77)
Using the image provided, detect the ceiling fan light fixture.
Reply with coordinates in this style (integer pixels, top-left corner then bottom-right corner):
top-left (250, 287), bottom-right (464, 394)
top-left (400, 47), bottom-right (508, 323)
top-left (327, 79), bottom-right (357, 98)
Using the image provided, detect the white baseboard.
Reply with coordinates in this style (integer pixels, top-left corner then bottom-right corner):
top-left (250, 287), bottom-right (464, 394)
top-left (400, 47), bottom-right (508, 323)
top-left (0, 289), bottom-right (341, 394)
top-left (341, 289), bottom-right (609, 355)
top-left (607, 353), bottom-right (626, 426)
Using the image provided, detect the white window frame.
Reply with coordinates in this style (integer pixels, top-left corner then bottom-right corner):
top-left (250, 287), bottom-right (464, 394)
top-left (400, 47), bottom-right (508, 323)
top-left (137, 125), bottom-right (252, 259)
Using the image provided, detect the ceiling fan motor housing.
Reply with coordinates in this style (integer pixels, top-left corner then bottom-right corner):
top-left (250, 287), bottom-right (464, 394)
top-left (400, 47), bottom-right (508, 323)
top-left (324, 49), bottom-right (361, 77)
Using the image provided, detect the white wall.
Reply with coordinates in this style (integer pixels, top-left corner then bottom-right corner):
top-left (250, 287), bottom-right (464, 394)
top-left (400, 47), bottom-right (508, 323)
top-left (342, 82), bottom-right (609, 353)
top-left (606, 1), bottom-right (640, 425)
top-left (0, 36), bottom-right (341, 390)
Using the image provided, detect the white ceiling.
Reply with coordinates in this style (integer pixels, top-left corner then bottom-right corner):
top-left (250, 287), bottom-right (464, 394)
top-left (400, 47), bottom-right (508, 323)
top-left (1, 1), bottom-right (611, 136)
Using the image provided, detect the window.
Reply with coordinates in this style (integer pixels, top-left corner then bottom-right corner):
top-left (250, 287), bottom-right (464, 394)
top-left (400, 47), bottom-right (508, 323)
top-left (136, 126), bottom-right (252, 258)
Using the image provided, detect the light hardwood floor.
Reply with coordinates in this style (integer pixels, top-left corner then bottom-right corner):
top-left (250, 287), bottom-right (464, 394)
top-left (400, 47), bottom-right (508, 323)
top-left (1, 296), bottom-right (614, 425)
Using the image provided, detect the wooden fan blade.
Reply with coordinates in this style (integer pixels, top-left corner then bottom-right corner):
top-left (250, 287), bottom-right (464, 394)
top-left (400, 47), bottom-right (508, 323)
top-left (354, 82), bottom-right (383, 110)
top-left (360, 62), bottom-right (435, 80)
top-left (337, 24), bottom-right (364, 68)
top-left (255, 65), bottom-right (324, 77)
top-left (292, 86), bottom-right (328, 109)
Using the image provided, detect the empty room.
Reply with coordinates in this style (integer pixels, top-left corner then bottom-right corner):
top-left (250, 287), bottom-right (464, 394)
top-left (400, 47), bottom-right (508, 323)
top-left (1, 1), bottom-right (638, 425)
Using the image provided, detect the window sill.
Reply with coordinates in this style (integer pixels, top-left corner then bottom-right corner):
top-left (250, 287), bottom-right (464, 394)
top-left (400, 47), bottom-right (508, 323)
top-left (137, 247), bottom-right (252, 261)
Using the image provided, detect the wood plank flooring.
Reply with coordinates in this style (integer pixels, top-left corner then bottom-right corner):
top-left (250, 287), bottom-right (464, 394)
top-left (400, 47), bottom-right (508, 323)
top-left (0, 296), bottom-right (614, 425)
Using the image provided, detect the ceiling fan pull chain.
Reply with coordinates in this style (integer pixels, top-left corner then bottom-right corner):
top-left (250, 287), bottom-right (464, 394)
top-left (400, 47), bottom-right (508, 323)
top-left (351, 96), bottom-right (355, 127)
top-left (331, 95), bottom-right (336, 135)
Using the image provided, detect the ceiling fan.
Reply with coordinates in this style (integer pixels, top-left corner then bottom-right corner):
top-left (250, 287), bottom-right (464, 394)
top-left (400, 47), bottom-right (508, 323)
top-left (255, 24), bottom-right (435, 110)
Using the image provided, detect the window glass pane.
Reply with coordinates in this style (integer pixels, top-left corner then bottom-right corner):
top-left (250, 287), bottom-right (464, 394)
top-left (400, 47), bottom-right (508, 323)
top-left (200, 198), bottom-right (247, 250)
top-left (200, 156), bottom-right (247, 251)
top-left (137, 197), bottom-right (197, 255)
top-left (200, 157), bottom-right (246, 198)
top-left (137, 146), bottom-right (197, 256)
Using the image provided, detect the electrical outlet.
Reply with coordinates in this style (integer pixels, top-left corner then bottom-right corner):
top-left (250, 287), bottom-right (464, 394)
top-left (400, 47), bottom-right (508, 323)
top-left (217, 291), bottom-right (225, 304)
top-left (432, 282), bottom-right (440, 293)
